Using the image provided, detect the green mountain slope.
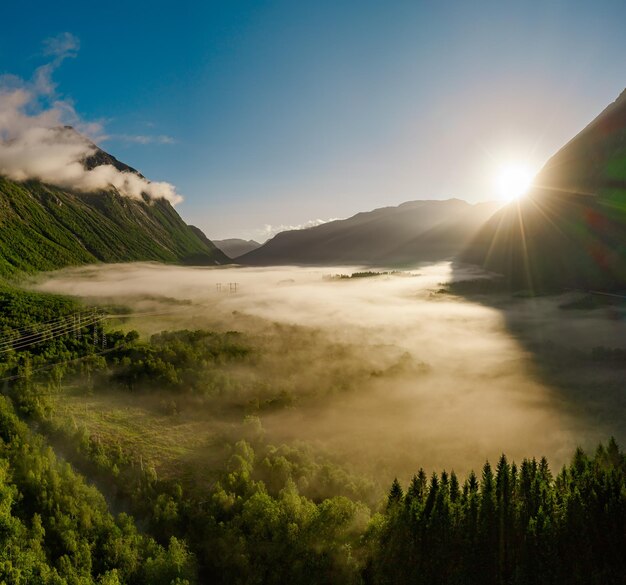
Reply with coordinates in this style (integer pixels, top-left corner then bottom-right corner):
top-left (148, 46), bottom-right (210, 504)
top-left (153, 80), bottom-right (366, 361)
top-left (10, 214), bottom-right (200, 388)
top-left (462, 88), bottom-right (626, 291)
top-left (0, 151), bottom-right (229, 278)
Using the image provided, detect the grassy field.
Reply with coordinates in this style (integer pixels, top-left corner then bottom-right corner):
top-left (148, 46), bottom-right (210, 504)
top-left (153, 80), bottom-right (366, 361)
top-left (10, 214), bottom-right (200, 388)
top-left (50, 387), bottom-right (227, 490)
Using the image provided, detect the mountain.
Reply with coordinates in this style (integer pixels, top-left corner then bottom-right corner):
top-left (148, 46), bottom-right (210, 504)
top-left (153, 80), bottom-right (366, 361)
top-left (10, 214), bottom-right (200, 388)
top-left (0, 131), bottom-right (229, 278)
top-left (213, 238), bottom-right (262, 259)
top-left (462, 89), bottom-right (626, 291)
top-left (237, 199), bottom-right (500, 266)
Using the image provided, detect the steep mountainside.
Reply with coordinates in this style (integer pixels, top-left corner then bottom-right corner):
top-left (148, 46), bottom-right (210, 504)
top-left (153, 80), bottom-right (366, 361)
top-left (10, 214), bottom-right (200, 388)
top-left (238, 199), bottom-right (499, 266)
top-left (462, 89), bottom-right (626, 291)
top-left (213, 238), bottom-right (262, 258)
top-left (0, 136), bottom-right (229, 277)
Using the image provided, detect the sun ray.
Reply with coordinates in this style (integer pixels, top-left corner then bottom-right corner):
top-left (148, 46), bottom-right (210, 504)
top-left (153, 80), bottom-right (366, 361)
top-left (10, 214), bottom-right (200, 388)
top-left (515, 199), bottom-right (534, 293)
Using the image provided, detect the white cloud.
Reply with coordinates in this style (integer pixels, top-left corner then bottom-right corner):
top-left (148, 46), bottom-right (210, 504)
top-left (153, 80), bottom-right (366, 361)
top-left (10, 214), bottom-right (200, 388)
top-left (42, 32), bottom-right (80, 58)
top-left (35, 33), bottom-right (81, 96)
top-left (260, 218), bottom-right (337, 240)
top-left (109, 134), bottom-right (177, 145)
top-left (0, 34), bottom-right (182, 205)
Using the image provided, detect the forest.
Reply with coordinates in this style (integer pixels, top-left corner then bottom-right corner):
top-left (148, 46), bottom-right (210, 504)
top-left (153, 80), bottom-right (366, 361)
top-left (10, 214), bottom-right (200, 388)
top-left (0, 281), bottom-right (624, 584)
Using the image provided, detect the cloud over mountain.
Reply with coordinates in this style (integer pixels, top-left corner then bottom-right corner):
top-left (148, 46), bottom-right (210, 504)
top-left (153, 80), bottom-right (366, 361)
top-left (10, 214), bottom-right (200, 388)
top-left (261, 218), bottom-right (336, 240)
top-left (0, 33), bottom-right (182, 204)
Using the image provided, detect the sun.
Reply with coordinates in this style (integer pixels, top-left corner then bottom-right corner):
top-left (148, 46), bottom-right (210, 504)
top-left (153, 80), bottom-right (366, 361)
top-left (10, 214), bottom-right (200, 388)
top-left (494, 163), bottom-right (533, 202)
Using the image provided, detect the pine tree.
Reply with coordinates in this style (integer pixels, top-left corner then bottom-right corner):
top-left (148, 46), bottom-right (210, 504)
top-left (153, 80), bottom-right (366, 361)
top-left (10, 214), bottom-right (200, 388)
top-left (387, 478), bottom-right (403, 509)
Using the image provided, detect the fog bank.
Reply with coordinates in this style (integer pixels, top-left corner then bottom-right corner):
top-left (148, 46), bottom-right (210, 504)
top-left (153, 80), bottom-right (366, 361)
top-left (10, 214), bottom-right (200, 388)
top-left (33, 262), bottom-right (624, 479)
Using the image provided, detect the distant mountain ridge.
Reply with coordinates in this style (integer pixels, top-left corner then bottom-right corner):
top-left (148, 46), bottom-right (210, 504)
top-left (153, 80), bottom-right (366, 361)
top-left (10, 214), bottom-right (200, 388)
top-left (213, 238), bottom-right (262, 258)
top-left (462, 88), bottom-right (626, 291)
top-left (237, 198), bottom-right (500, 266)
top-left (0, 131), bottom-right (229, 278)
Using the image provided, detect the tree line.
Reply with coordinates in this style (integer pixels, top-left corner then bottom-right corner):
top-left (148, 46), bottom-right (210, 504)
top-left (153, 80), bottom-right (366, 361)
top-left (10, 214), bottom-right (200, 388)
top-left (368, 442), bottom-right (625, 585)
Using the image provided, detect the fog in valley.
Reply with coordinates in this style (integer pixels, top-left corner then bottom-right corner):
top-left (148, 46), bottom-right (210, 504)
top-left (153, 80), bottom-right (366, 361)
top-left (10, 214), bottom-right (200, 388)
top-left (32, 262), bottom-right (626, 491)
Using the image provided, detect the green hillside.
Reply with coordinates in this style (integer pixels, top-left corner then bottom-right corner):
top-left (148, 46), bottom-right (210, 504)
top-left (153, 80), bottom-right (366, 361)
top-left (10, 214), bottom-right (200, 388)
top-left (0, 175), bottom-right (229, 278)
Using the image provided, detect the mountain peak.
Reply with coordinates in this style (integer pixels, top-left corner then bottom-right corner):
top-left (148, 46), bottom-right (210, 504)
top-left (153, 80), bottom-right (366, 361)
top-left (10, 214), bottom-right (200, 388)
top-left (50, 126), bottom-right (143, 177)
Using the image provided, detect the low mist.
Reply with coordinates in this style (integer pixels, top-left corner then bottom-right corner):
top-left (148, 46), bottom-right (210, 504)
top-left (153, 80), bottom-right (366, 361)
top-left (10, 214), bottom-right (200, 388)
top-left (33, 262), bottom-right (626, 482)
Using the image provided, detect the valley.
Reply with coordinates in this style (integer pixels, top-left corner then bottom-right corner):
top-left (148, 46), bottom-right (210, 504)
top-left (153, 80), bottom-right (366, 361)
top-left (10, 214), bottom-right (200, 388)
top-left (0, 9), bottom-right (624, 582)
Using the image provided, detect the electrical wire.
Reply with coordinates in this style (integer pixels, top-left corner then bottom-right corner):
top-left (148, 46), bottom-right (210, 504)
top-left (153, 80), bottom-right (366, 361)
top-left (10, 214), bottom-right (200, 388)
top-left (0, 312), bottom-right (101, 352)
top-left (0, 302), bottom-right (198, 356)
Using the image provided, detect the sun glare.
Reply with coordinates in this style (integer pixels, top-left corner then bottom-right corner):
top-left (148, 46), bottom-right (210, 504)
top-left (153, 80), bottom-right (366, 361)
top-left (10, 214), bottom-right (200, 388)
top-left (494, 163), bottom-right (533, 202)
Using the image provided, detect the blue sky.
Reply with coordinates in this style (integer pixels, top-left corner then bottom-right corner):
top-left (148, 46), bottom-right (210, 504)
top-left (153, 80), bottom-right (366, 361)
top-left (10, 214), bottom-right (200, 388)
top-left (1, 1), bottom-right (625, 239)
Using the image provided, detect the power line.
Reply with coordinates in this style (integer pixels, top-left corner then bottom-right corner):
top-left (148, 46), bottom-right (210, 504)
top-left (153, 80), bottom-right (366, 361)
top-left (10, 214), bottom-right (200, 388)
top-left (0, 313), bottom-right (99, 352)
top-left (0, 314), bottom-right (103, 356)
top-left (0, 341), bottom-right (130, 384)
top-left (0, 310), bottom-right (98, 350)
top-left (0, 303), bottom-right (199, 357)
